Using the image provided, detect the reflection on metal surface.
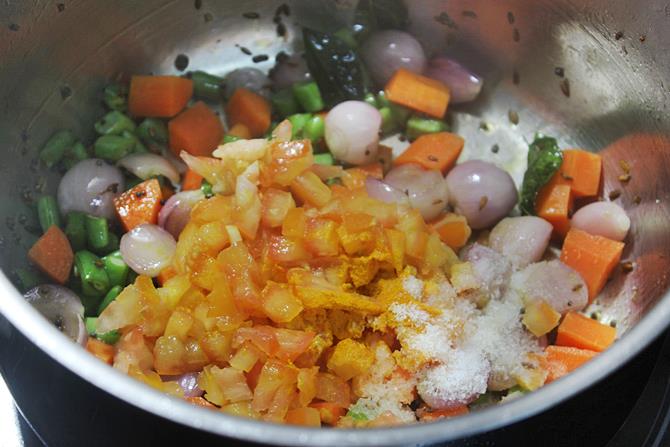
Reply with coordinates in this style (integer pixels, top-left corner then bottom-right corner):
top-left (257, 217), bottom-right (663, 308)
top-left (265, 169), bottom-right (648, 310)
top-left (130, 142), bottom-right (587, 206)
top-left (0, 375), bottom-right (23, 447)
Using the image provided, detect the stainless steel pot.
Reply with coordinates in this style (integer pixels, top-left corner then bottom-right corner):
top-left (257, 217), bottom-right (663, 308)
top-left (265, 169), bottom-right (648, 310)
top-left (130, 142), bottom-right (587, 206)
top-left (0, 1), bottom-right (669, 445)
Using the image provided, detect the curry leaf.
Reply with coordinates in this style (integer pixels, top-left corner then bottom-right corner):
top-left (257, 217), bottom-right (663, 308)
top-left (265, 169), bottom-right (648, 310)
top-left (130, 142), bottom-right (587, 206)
top-left (303, 28), bottom-right (370, 108)
top-left (519, 135), bottom-right (563, 215)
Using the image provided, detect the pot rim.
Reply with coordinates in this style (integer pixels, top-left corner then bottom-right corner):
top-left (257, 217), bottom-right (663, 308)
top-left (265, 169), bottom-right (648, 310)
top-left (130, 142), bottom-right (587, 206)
top-left (1, 270), bottom-right (668, 446)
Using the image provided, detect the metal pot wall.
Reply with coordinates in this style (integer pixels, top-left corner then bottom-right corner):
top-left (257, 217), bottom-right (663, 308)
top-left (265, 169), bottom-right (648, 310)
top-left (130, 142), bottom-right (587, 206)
top-left (0, 1), bottom-right (668, 445)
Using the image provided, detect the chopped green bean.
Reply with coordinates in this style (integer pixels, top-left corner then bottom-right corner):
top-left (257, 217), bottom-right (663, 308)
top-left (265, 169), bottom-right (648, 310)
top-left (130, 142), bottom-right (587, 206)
top-left (85, 215), bottom-right (109, 251)
top-left (126, 269), bottom-right (138, 286)
top-left (292, 82), bottom-right (324, 113)
top-left (85, 317), bottom-right (98, 335)
top-left (94, 110), bottom-right (136, 135)
top-left (121, 130), bottom-right (149, 153)
top-left (201, 179), bottom-right (213, 197)
top-left (97, 232), bottom-right (119, 255)
top-left (37, 195), bottom-right (61, 233)
top-left (64, 211), bottom-right (87, 251)
top-left (137, 118), bottom-right (168, 150)
top-left (190, 70), bottom-right (223, 101)
top-left (93, 134), bottom-right (135, 162)
top-left (98, 284), bottom-right (123, 315)
top-left (363, 92), bottom-right (378, 108)
top-left (65, 141), bottom-right (90, 163)
top-left (271, 88), bottom-right (301, 118)
top-left (405, 115), bottom-right (449, 140)
top-left (98, 329), bottom-right (121, 345)
top-left (304, 115), bottom-right (325, 142)
top-left (287, 113), bottom-right (312, 139)
top-left (102, 251), bottom-right (129, 288)
top-left (103, 83), bottom-right (128, 112)
top-left (379, 107), bottom-right (396, 134)
top-left (74, 250), bottom-right (110, 298)
top-left (13, 268), bottom-right (46, 292)
top-left (314, 153), bottom-right (334, 165)
top-left (222, 135), bottom-right (240, 144)
top-left (40, 130), bottom-right (76, 168)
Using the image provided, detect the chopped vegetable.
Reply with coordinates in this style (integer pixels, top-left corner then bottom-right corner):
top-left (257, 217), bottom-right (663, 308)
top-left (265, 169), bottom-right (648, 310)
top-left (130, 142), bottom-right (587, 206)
top-left (535, 180), bottom-right (572, 237)
top-left (519, 136), bottom-right (563, 216)
top-left (303, 28), bottom-right (370, 108)
top-left (310, 402), bottom-right (346, 425)
top-left (290, 171), bottom-right (332, 208)
top-left (113, 178), bottom-right (163, 231)
top-left (384, 68), bottom-right (450, 118)
top-left (94, 134), bottom-right (135, 162)
top-left (556, 311), bottom-right (616, 352)
top-left (86, 338), bottom-right (115, 364)
top-left (94, 110), bottom-right (136, 135)
top-left (285, 407), bottom-right (321, 426)
top-left (553, 149), bottom-right (602, 197)
top-left (226, 88), bottom-right (271, 138)
top-left (27, 226), bottom-right (74, 284)
top-left (420, 406), bottom-right (469, 422)
top-left (394, 132), bottom-right (464, 174)
top-left (181, 169), bottom-right (204, 191)
top-left (137, 118), bottom-right (169, 150)
top-left (98, 284), bottom-right (123, 315)
top-left (227, 123), bottom-right (252, 140)
top-left (64, 211), bottom-right (87, 251)
top-left (405, 116), bottom-right (449, 141)
top-left (292, 81), bottom-right (324, 112)
top-left (40, 130), bottom-right (76, 168)
top-left (271, 88), bottom-right (301, 118)
top-left (542, 345), bottom-right (598, 383)
top-left (287, 113), bottom-right (312, 139)
top-left (169, 101), bottom-right (224, 157)
top-left (522, 299), bottom-right (561, 336)
top-left (314, 153), bottom-right (334, 166)
top-left (128, 75), bottom-right (193, 117)
top-left (103, 83), bottom-right (128, 112)
top-left (303, 114), bottom-right (325, 143)
top-left (102, 250), bottom-right (129, 288)
top-left (37, 195), bottom-right (61, 233)
top-left (74, 250), bottom-right (110, 298)
top-left (85, 214), bottom-right (110, 252)
top-left (560, 228), bottom-right (624, 301)
top-left (190, 70), bottom-right (223, 100)
top-left (429, 213), bottom-right (471, 249)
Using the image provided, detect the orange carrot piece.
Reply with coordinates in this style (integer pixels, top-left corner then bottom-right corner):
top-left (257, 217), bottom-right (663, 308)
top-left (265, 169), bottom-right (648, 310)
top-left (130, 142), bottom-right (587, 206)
top-left (357, 162), bottom-right (384, 180)
top-left (156, 265), bottom-right (177, 286)
top-left (394, 132), bottom-right (464, 174)
top-left (227, 123), bottom-right (252, 139)
top-left (309, 402), bottom-right (346, 425)
top-left (536, 180), bottom-right (573, 237)
top-left (169, 101), bottom-right (224, 157)
top-left (128, 75), bottom-right (193, 118)
top-left (560, 228), bottom-right (624, 301)
top-left (226, 88), bottom-right (271, 138)
top-left (385, 68), bottom-right (450, 118)
top-left (429, 213), bottom-right (471, 250)
top-left (86, 338), bottom-right (115, 365)
top-left (420, 405), bottom-right (469, 422)
top-left (556, 312), bottom-right (616, 352)
top-left (181, 169), bottom-right (204, 191)
top-left (114, 178), bottom-right (163, 232)
top-left (285, 407), bottom-right (322, 426)
top-left (555, 149), bottom-right (602, 198)
top-left (542, 345), bottom-right (598, 383)
top-left (28, 226), bottom-right (73, 284)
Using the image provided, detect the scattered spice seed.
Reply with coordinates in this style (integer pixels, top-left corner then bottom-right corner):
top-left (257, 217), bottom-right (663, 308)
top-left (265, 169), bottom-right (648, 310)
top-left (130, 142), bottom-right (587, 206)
top-left (276, 23), bottom-right (287, 38)
top-left (8, 23), bottom-right (19, 31)
top-left (57, 3), bottom-right (65, 12)
top-left (60, 85), bottom-right (72, 100)
top-left (639, 35), bottom-right (646, 42)
top-left (512, 28), bottom-right (520, 42)
top-left (512, 69), bottom-right (520, 85)
top-left (479, 121), bottom-right (491, 131)
top-left (560, 78), bottom-right (570, 97)
top-left (491, 144), bottom-right (500, 154)
top-left (462, 10), bottom-right (477, 18)
top-left (478, 196), bottom-right (488, 210)
top-left (275, 3), bottom-right (290, 16)
top-left (203, 12), bottom-right (213, 22)
top-left (194, 0), bottom-right (202, 10)
top-left (610, 320), bottom-right (617, 328)
top-left (618, 173), bottom-right (631, 183)
top-left (252, 54), bottom-right (269, 63)
top-left (619, 159), bottom-right (631, 173)
top-left (434, 12), bottom-right (458, 29)
top-left (633, 195), bottom-right (642, 204)
top-left (237, 45), bottom-right (252, 56)
top-left (242, 11), bottom-right (260, 19)
top-left (174, 54), bottom-right (189, 71)
top-left (508, 109), bottom-right (519, 125)
top-left (608, 189), bottom-right (622, 200)
top-left (614, 31), bottom-right (624, 40)
top-left (590, 310), bottom-right (602, 320)
top-left (507, 11), bottom-right (515, 24)
top-left (621, 261), bottom-right (634, 273)
top-left (554, 67), bottom-right (565, 77)
top-left (573, 283), bottom-right (583, 292)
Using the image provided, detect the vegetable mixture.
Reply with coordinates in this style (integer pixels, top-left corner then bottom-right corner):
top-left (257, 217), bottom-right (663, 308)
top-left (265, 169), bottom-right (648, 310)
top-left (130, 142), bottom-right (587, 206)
top-left (19, 4), bottom-right (631, 428)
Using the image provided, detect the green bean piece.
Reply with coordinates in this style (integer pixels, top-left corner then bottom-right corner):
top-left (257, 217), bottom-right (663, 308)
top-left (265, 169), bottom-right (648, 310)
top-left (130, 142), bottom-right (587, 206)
top-left (287, 113), bottom-right (313, 139)
top-left (36, 195), bottom-right (61, 233)
top-left (405, 115), bottom-right (449, 140)
top-left (121, 130), bottom-right (149, 154)
top-left (271, 88), bottom-right (300, 118)
top-left (222, 135), bottom-right (240, 144)
top-left (98, 284), bottom-right (123, 315)
top-left (292, 82), bottom-right (325, 113)
top-left (94, 110), bottom-right (136, 136)
top-left (376, 91), bottom-right (391, 108)
top-left (314, 153), bottom-right (334, 165)
top-left (96, 232), bottom-right (119, 255)
top-left (363, 92), bottom-right (378, 108)
top-left (74, 250), bottom-right (110, 298)
top-left (201, 179), bottom-right (213, 197)
top-left (85, 317), bottom-right (98, 335)
top-left (85, 215), bottom-right (109, 251)
top-left (137, 118), bottom-right (169, 150)
top-left (93, 134), bottom-right (135, 162)
top-left (13, 268), bottom-right (46, 292)
top-left (190, 70), bottom-right (223, 101)
top-left (98, 329), bottom-right (121, 345)
top-left (103, 83), bottom-right (128, 112)
top-left (64, 211), bottom-right (87, 251)
top-left (379, 107), bottom-right (396, 134)
top-left (304, 115), bottom-right (325, 142)
top-left (66, 141), bottom-right (90, 163)
top-left (102, 251), bottom-right (129, 288)
top-left (40, 130), bottom-right (76, 168)
top-left (333, 28), bottom-right (358, 48)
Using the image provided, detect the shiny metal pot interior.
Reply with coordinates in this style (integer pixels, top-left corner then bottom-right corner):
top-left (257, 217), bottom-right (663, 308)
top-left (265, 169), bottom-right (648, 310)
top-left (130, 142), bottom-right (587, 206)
top-left (0, 0), bottom-right (669, 445)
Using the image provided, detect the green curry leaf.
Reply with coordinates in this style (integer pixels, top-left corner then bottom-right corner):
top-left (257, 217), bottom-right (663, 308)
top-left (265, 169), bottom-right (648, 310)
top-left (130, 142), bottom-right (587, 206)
top-left (519, 135), bottom-right (563, 215)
